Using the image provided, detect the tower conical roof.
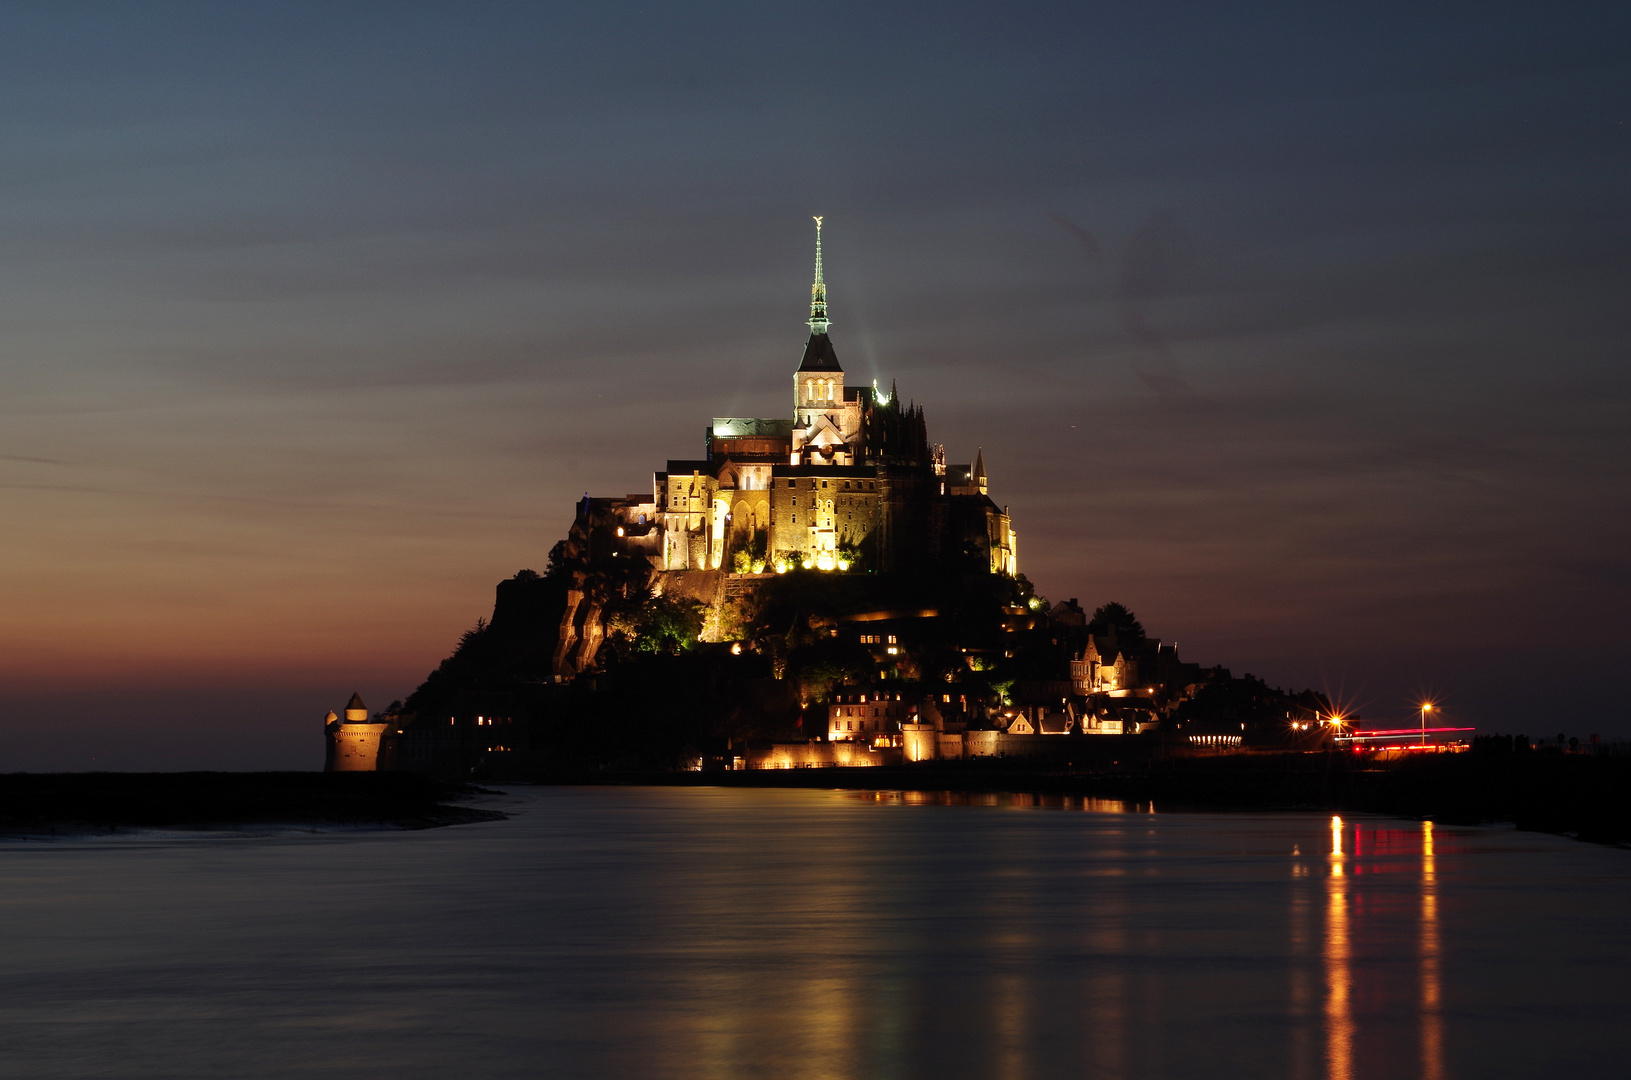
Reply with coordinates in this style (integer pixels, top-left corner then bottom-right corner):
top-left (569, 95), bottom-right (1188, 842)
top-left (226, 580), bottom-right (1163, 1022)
top-left (346, 692), bottom-right (366, 711)
top-left (797, 333), bottom-right (843, 373)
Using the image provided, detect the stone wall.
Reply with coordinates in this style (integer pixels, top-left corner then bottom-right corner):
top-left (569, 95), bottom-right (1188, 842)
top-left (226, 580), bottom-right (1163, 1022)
top-left (329, 722), bottom-right (392, 772)
top-left (748, 742), bottom-right (904, 769)
top-left (902, 723), bottom-right (936, 762)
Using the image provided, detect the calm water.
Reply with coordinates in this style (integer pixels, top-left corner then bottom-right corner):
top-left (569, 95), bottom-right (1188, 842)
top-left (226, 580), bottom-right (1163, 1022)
top-left (1, 786), bottom-right (1627, 1079)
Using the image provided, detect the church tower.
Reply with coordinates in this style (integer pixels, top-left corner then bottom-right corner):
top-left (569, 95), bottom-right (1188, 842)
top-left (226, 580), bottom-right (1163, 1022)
top-left (791, 216), bottom-right (862, 465)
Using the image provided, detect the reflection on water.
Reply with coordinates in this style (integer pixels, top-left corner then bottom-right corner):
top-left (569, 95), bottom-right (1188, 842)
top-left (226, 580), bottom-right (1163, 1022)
top-left (1326, 816), bottom-right (1352, 1080)
top-left (1420, 821), bottom-right (1443, 1080)
top-left (1, 787), bottom-right (1628, 1080)
top-left (847, 790), bottom-right (1152, 813)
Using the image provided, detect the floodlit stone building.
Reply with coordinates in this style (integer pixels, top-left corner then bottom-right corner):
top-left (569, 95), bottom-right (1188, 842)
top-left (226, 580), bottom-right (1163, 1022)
top-left (571, 218), bottom-right (1017, 581)
top-left (323, 692), bottom-right (397, 771)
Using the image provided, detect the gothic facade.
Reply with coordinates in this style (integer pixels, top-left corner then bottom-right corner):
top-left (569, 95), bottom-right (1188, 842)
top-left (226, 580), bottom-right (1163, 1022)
top-left (574, 218), bottom-right (1018, 578)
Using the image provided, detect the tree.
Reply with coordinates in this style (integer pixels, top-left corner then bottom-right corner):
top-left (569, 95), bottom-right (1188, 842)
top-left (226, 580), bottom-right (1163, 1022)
top-left (1089, 602), bottom-right (1146, 645)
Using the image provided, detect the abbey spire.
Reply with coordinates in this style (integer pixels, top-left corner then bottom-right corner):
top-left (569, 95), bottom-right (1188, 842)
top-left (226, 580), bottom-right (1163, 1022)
top-left (808, 214), bottom-right (829, 334)
top-left (796, 214), bottom-right (842, 375)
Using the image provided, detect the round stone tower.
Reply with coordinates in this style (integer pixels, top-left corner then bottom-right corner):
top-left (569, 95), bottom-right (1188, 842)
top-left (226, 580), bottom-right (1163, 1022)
top-left (324, 692), bottom-right (394, 772)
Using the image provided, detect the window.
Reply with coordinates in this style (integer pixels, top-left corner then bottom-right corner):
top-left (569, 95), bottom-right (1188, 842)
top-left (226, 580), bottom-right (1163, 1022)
top-left (821, 480), bottom-right (828, 489)
top-left (787, 479), bottom-right (795, 488)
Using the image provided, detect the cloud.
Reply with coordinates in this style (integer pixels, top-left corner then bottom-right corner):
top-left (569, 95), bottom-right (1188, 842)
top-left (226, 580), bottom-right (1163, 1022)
top-left (1050, 209), bottom-right (1201, 400)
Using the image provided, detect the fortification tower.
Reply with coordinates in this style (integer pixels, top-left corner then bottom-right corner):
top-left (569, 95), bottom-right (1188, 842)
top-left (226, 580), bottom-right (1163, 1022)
top-left (324, 691), bottom-right (395, 771)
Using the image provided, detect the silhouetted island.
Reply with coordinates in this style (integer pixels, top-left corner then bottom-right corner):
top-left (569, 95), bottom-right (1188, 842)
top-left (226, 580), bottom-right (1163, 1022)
top-left (316, 221), bottom-right (1630, 847)
top-left (337, 224), bottom-right (1346, 780)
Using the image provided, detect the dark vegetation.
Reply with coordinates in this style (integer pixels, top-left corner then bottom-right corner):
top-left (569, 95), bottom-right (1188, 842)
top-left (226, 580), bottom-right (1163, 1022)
top-left (396, 553), bottom-right (1047, 770)
top-left (0, 772), bottom-right (503, 832)
top-left (388, 550), bottom-right (1631, 852)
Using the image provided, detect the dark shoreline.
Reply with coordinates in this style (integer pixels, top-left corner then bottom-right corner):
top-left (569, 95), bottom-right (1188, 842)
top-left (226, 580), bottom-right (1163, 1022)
top-left (535, 752), bottom-right (1631, 847)
top-left (5, 755), bottom-right (1627, 848)
top-left (0, 772), bottom-right (505, 834)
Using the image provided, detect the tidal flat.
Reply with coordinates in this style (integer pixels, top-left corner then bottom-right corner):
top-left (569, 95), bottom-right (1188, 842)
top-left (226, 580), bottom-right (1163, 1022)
top-left (1, 786), bottom-right (1626, 1079)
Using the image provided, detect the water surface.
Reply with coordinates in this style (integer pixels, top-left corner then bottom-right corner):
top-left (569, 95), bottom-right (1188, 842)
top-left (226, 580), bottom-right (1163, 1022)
top-left (1, 786), bottom-right (1626, 1079)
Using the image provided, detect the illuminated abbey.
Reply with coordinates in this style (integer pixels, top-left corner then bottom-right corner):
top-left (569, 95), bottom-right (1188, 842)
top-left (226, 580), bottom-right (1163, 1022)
top-left (329, 220), bottom-right (1348, 777)
top-left (574, 218), bottom-right (1018, 580)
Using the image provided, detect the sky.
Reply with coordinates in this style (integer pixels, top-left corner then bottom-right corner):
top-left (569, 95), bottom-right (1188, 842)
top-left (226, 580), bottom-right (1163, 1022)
top-left (1, 1), bottom-right (1627, 768)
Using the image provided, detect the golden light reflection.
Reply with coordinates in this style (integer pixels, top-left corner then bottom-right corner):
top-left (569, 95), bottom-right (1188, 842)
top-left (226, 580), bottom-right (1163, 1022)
top-left (1420, 821), bottom-right (1444, 1080)
top-left (1325, 816), bottom-right (1353, 1080)
top-left (994, 972), bottom-right (1026, 1080)
top-left (794, 975), bottom-right (855, 1080)
top-left (838, 790), bottom-right (1136, 813)
top-left (1084, 908), bottom-right (1128, 1078)
top-left (1289, 851), bottom-right (1315, 1080)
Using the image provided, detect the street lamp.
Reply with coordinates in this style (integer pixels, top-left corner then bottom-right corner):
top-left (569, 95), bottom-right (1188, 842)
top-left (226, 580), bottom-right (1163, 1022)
top-left (1420, 702), bottom-right (1434, 746)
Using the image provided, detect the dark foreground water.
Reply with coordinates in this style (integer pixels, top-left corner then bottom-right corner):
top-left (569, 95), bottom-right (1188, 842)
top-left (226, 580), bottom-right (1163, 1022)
top-left (1, 787), bottom-right (1627, 1080)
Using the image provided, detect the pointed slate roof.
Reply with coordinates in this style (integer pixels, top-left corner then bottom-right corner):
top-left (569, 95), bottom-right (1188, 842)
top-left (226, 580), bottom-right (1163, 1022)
top-left (346, 692), bottom-right (366, 711)
top-left (797, 332), bottom-right (843, 373)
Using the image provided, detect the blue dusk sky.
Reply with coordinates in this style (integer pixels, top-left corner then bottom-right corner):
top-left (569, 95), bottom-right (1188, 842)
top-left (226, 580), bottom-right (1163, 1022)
top-left (0, 1), bottom-right (1627, 767)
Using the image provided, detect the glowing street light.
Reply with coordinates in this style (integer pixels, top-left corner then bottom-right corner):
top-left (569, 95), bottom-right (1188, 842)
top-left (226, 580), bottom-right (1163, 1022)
top-left (1420, 702), bottom-right (1434, 745)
